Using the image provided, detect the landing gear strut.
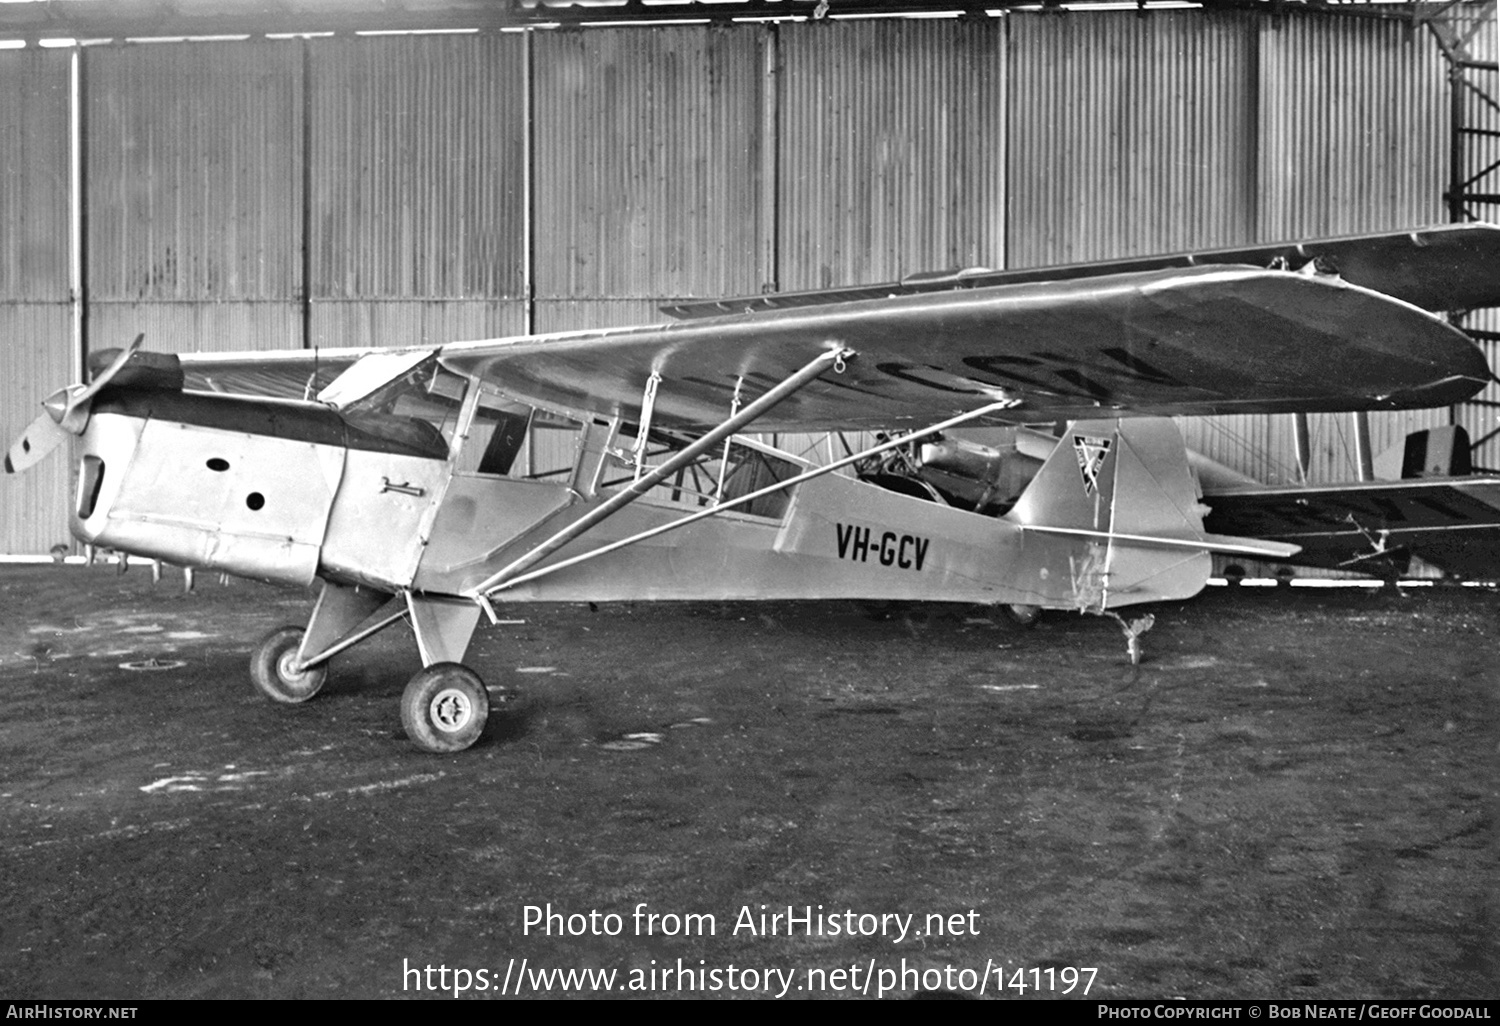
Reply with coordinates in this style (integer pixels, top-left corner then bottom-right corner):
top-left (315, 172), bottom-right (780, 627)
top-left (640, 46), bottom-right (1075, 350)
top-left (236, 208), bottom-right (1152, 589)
top-left (246, 584), bottom-right (495, 753)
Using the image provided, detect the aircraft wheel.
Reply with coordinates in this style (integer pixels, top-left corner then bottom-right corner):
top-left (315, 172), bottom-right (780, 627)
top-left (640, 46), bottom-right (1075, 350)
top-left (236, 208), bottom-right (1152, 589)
top-left (249, 626), bottom-right (327, 704)
top-left (401, 662), bottom-right (489, 754)
top-left (1002, 603), bottom-right (1042, 628)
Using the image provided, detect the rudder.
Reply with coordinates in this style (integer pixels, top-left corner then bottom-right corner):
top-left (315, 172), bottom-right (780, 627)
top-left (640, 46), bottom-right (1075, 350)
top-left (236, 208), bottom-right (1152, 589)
top-left (1004, 418), bottom-right (1234, 611)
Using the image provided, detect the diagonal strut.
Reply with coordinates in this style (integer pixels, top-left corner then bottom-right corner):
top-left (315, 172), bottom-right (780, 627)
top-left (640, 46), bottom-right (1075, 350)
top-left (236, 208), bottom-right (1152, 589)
top-left (466, 345), bottom-right (855, 598)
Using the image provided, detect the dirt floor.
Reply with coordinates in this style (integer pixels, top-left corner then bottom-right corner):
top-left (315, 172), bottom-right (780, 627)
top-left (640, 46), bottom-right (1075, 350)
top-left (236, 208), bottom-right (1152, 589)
top-left (0, 564), bottom-right (1495, 1000)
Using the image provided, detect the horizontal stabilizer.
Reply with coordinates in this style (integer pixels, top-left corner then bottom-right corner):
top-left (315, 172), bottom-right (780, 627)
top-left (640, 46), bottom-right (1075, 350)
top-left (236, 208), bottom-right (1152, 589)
top-left (1022, 524), bottom-right (1299, 560)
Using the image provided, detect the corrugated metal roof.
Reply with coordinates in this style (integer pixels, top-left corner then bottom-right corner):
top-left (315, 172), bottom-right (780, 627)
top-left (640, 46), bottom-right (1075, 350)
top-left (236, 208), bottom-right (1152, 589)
top-left (0, 51), bottom-right (75, 553)
top-left (310, 34), bottom-right (527, 301)
top-left (533, 299), bottom-right (671, 334)
top-left (778, 18), bottom-right (1007, 290)
top-left (85, 40), bottom-right (303, 303)
top-left (532, 25), bottom-right (767, 300)
top-left (0, 303), bottom-right (76, 554)
top-left (310, 299), bottom-right (528, 348)
top-left (0, 50), bottom-right (71, 302)
top-left (1257, 12), bottom-right (1448, 239)
top-left (88, 300), bottom-right (300, 354)
top-left (1007, 10), bottom-right (1259, 266)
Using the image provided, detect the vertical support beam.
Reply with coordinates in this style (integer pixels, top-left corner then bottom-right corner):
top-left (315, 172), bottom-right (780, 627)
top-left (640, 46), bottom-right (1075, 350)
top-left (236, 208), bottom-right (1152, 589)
top-left (300, 39), bottom-right (314, 350)
top-left (1449, 64), bottom-right (1466, 223)
top-left (71, 45), bottom-right (86, 380)
top-left (523, 27), bottom-right (535, 336)
top-left (1292, 412), bottom-right (1312, 484)
top-left (1352, 411), bottom-right (1374, 483)
top-left (1423, 3), bottom-right (1500, 450)
top-left (759, 24), bottom-right (780, 295)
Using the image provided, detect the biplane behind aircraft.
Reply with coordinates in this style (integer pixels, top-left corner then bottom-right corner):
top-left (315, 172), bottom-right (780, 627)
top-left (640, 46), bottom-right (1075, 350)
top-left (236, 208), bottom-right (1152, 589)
top-left (1197, 422), bottom-right (1500, 581)
top-left (7, 224), bottom-right (1500, 752)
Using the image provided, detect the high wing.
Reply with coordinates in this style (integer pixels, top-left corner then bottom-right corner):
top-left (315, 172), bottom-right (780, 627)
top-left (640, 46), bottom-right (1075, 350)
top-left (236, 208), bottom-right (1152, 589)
top-left (1202, 478), bottom-right (1500, 580)
top-left (178, 224), bottom-right (1500, 432)
top-left (663, 222), bottom-right (1500, 319)
top-left (436, 265), bottom-right (1488, 432)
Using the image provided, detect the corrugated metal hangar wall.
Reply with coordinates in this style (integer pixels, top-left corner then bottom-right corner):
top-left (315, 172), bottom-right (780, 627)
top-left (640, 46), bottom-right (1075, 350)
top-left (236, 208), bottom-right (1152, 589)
top-left (0, 10), bottom-right (1492, 555)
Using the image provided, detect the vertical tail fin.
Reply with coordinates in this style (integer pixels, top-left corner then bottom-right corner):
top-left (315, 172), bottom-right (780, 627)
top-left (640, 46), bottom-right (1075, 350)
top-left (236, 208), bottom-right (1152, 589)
top-left (1008, 418), bottom-right (1205, 538)
top-left (1004, 418), bottom-right (1291, 611)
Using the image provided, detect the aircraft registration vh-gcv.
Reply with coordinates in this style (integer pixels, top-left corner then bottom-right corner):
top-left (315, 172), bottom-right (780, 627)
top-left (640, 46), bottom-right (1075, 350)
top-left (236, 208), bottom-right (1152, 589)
top-left (8, 224), bottom-right (1500, 753)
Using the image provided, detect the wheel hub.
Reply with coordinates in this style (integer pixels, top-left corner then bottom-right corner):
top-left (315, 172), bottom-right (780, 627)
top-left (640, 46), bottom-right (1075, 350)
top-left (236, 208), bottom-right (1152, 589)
top-left (429, 688), bottom-right (473, 733)
top-left (277, 649), bottom-right (308, 684)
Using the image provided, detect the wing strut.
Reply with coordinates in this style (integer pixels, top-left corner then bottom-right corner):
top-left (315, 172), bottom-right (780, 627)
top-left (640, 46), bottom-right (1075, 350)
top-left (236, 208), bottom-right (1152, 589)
top-left (467, 346), bottom-right (855, 599)
top-left (469, 396), bottom-right (1023, 617)
top-left (632, 371), bottom-right (662, 481)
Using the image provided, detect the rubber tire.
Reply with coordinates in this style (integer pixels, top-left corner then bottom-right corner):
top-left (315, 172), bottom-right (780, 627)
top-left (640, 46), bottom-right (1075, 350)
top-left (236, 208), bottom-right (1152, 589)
top-left (1002, 603), bottom-right (1042, 628)
top-left (249, 626), bottom-right (327, 704)
top-left (401, 662), bottom-right (489, 754)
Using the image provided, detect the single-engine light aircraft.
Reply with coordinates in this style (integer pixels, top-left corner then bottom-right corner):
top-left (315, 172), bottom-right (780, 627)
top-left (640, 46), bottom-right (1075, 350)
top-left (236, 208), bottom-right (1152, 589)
top-left (8, 224), bottom-right (1500, 752)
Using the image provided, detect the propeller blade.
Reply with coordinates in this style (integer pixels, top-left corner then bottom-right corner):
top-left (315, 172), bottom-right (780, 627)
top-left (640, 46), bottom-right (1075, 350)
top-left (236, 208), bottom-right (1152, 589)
top-left (4, 412), bottom-right (70, 474)
top-left (76, 332), bottom-right (144, 403)
top-left (50, 333), bottom-right (146, 435)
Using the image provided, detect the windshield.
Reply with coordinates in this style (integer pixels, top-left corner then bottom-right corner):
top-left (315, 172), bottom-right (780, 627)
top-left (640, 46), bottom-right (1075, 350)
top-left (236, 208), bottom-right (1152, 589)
top-left (338, 357), bottom-right (467, 460)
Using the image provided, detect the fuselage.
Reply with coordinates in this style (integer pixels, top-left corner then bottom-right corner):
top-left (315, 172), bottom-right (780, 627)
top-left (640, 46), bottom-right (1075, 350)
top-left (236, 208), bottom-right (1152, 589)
top-left (69, 379), bottom-right (1212, 614)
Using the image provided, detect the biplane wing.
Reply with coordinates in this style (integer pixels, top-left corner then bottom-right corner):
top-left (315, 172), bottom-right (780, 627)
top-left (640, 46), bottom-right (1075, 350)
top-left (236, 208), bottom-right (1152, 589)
top-left (1202, 477), bottom-right (1500, 580)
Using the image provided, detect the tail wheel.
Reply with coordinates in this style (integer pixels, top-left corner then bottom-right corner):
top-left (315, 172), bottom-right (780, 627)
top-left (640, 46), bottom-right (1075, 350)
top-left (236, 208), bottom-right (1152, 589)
top-left (249, 626), bottom-right (327, 704)
top-left (401, 662), bottom-right (489, 753)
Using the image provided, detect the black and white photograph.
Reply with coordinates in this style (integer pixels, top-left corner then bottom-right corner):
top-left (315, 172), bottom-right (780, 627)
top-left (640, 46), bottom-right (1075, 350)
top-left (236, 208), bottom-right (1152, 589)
top-left (0, 0), bottom-right (1495, 1004)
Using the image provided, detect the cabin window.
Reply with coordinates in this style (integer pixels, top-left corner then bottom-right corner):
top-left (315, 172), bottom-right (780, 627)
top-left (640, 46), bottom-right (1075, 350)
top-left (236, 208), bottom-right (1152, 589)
top-left (588, 432), bottom-right (801, 519)
top-left (456, 392), bottom-right (533, 477)
top-left (454, 390), bottom-right (588, 481)
top-left (718, 443), bottom-right (799, 520)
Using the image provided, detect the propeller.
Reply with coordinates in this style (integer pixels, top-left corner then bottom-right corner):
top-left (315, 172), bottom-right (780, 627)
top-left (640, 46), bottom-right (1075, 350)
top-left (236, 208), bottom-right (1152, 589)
top-left (5, 334), bottom-right (144, 474)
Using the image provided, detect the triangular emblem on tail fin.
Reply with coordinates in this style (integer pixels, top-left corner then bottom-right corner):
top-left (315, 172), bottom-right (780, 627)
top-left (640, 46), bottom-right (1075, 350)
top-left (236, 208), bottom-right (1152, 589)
top-left (1073, 434), bottom-right (1112, 495)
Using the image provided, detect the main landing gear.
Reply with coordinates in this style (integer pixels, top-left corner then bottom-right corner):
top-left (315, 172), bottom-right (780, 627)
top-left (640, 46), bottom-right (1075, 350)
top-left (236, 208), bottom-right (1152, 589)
top-left (400, 663), bottom-right (490, 754)
top-left (248, 581), bottom-right (493, 754)
top-left (250, 626), bottom-right (328, 704)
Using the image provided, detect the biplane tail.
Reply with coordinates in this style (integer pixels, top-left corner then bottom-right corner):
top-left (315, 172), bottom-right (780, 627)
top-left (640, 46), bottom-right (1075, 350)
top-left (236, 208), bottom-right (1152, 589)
top-left (1004, 418), bottom-right (1298, 611)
